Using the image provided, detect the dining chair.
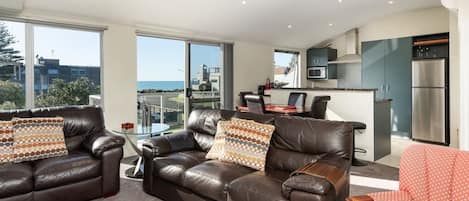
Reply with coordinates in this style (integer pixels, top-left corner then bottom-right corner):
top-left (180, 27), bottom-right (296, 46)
top-left (288, 92), bottom-right (307, 107)
top-left (244, 94), bottom-right (266, 114)
top-left (310, 96), bottom-right (331, 119)
top-left (239, 91), bottom-right (254, 107)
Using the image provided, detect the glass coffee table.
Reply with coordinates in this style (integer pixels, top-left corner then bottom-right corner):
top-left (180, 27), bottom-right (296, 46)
top-left (113, 123), bottom-right (170, 178)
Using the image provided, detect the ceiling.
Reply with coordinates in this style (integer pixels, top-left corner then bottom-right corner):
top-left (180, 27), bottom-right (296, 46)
top-left (23, 0), bottom-right (442, 48)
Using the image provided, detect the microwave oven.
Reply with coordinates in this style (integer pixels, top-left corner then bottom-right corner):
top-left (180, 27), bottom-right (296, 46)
top-left (307, 67), bottom-right (327, 79)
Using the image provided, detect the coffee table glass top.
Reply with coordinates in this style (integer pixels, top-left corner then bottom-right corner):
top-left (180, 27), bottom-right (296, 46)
top-left (112, 123), bottom-right (170, 137)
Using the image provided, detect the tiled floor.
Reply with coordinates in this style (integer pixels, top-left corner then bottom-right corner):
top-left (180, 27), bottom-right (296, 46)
top-left (375, 137), bottom-right (421, 168)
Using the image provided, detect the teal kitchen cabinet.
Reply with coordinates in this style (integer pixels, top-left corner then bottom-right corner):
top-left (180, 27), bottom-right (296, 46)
top-left (362, 40), bottom-right (386, 100)
top-left (362, 37), bottom-right (412, 137)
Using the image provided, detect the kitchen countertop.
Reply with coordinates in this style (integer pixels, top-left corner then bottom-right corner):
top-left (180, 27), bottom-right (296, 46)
top-left (270, 87), bottom-right (378, 91)
top-left (375, 99), bottom-right (393, 103)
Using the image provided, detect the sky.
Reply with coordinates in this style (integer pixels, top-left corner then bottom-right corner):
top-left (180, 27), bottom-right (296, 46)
top-left (2, 20), bottom-right (293, 82)
top-left (3, 21), bottom-right (100, 66)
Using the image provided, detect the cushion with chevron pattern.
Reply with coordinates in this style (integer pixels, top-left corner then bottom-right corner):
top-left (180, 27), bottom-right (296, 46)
top-left (221, 118), bottom-right (275, 171)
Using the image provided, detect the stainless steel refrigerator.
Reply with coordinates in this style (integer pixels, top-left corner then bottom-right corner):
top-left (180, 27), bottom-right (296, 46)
top-left (412, 59), bottom-right (448, 144)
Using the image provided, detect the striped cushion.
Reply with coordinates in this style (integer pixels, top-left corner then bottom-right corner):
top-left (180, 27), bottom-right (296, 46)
top-left (206, 120), bottom-right (231, 160)
top-left (222, 118), bottom-right (275, 171)
top-left (12, 117), bottom-right (68, 163)
top-left (0, 121), bottom-right (14, 163)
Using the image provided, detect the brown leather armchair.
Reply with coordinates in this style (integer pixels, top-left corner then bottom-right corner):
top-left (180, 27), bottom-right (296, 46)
top-left (142, 109), bottom-right (354, 201)
top-left (0, 106), bottom-right (125, 201)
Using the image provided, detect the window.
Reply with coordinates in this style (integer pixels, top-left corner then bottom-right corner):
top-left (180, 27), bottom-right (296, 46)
top-left (273, 50), bottom-right (300, 88)
top-left (0, 21), bottom-right (25, 110)
top-left (0, 20), bottom-right (102, 110)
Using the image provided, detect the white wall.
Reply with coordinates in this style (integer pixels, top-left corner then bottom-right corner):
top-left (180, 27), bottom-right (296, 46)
top-left (359, 7), bottom-right (450, 44)
top-left (449, 11), bottom-right (460, 148)
top-left (455, 0), bottom-right (469, 150)
top-left (233, 42), bottom-right (306, 106)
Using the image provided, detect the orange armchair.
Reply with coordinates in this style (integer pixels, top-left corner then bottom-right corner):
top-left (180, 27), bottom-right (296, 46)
top-left (347, 144), bottom-right (469, 201)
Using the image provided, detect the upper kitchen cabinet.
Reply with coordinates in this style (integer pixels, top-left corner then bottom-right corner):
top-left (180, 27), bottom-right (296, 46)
top-left (362, 37), bottom-right (412, 137)
top-left (307, 48), bottom-right (337, 66)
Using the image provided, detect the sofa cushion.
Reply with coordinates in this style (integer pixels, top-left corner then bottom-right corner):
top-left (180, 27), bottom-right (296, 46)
top-left (222, 118), bottom-right (275, 171)
top-left (154, 150), bottom-right (207, 184)
top-left (206, 120), bottom-right (231, 160)
top-left (0, 121), bottom-right (14, 163)
top-left (0, 163), bottom-right (33, 198)
top-left (187, 110), bottom-right (235, 151)
top-left (228, 171), bottom-right (287, 201)
top-left (12, 117), bottom-right (68, 163)
top-left (272, 116), bottom-right (353, 159)
top-left (31, 106), bottom-right (105, 138)
top-left (183, 160), bottom-right (255, 201)
top-left (33, 151), bottom-right (101, 190)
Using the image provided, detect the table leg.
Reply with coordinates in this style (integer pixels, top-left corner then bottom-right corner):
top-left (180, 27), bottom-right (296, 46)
top-left (125, 156), bottom-right (144, 179)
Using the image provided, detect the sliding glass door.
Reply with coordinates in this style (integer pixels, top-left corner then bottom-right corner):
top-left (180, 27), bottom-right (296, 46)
top-left (137, 36), bottom-right (225, 131)
top-left (137, 36), bottom-right (186, 131)
top-left (187, 42), bottom-right (223, 112)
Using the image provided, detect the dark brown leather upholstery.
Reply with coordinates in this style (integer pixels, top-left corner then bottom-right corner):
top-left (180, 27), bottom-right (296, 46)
top-left (33, 151), bottom-right (101, 190)
top-left (183, 160), bottom-right (255, 201)
top-left (0, 106), bottom-right (124, 201)
top-left (228, 171), bottom-right (288, 201)
top-left (0, 163), bottom-right (33, 198)
top-left (154, 151), bottom-right (207, 184)
top-left (142, 109), bottom-right (353, 201)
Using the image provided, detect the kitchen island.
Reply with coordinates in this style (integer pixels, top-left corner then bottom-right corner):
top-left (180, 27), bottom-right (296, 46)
top-left (269, 88), bottom-right (391, 162)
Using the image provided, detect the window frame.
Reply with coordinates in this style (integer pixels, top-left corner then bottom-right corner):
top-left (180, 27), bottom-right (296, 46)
top-left (273, 49), bottom-right (300, 88)
top-left (0, 19), bottom-right (104, 109)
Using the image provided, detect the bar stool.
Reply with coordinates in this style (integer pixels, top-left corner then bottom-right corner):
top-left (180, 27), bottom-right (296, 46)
top-left (349, 121), bottom-right (368, 166)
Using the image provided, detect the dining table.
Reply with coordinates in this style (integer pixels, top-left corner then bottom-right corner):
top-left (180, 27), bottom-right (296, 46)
top-left (237, 104), bottom-right (310, 116)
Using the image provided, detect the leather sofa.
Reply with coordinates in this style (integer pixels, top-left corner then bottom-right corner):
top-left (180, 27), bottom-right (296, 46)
top-left (143, 110), bottom-right (353, 201)
top-left (0, 106), bottom-right (125, 201)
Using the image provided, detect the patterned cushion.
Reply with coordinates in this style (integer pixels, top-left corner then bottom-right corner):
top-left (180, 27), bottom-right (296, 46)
top-left (221, 118), bottom-right (275, 171)
top-left (206, 120), bottom-right (231, 160)
top-left (12, 117), bottom-right (68, 163)
top-left (0, 121), bottom-right (13, 163)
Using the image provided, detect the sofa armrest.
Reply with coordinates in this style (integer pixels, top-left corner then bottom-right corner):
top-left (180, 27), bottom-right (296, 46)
top-left (142, 130), bottom-right (197, 194)
top-left (282, 153), bottom-right (349, 199)
top-left (347, 195), bottom-right (375, 201)
top-left (84, 130), bottom-right (125, 158)
top-left (142, 130), bottom-right (196, 158)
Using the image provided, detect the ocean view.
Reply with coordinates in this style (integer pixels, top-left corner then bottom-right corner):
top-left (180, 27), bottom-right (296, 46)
top-left (138, 81), bottom-right (185, 91)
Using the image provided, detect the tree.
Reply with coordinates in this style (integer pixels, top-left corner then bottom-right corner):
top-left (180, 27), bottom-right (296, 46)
top-left (0, 80), bottom-right (24, 110)
top-left (0, 22), bottom-right (23, 81)
top-left (36, 77), bottom-right (100, 107)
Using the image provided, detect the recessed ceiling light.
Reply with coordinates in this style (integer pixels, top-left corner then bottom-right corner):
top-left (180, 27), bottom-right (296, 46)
top-left (338, 0), bottom-right (343, 3)
top-left (287, 24), bottom-right (293, 29)
top-left (388, 1), bottom-right (394, 4)
top-left (241, 0), bottom-right (247, 5)
top-left (328, 23), bottom-right (334, 27)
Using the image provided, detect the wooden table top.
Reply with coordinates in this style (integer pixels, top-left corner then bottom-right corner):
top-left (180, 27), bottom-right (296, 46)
top-left (237, 104), bottom-right (309, 115)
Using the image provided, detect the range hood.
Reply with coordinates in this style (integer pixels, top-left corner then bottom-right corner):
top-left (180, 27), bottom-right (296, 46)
top-left (329, 28), bottom-right (362, 64)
